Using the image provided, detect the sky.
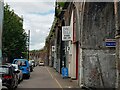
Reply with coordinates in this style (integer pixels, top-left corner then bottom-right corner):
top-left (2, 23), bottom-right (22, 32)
top-left (4, 0), bottom-right (55, 50)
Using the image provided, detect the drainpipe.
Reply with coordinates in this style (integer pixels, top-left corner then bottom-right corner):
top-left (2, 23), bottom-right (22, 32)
top-left (114, 0), bottom-right (120, 89)
top-left (79, 0), bottom-right (86, 88)
top-left (73, 1), bottom-right (83, 86)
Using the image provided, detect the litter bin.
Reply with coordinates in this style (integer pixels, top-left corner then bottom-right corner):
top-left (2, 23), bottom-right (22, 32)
top-left (62, 67), bottom-right (68, 78)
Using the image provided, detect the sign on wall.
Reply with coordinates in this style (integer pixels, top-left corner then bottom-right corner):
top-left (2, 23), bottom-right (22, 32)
top-left (105, 39), bottom-right (116, 47)
top-left (62, 26), bottom-right (71, 41)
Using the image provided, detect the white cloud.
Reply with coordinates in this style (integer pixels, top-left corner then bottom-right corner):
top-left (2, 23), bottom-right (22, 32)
top-left (4, 2), bottom-right (55, 14)
top-left (4, 1), bottom-right (55, 50)
top-left (30, 42), bottom-right (45, 50)
top-left (4, 0), bottom-right (56, 2)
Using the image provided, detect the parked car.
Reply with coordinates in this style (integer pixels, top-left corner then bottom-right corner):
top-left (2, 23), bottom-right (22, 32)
top-left (31, 60), bottom-right (35, 67)
top-left (13, 59), bottom-right (30, 79)
top-left (35, 61), bottom-right (38, 66)
top-left (12, 64), bottom-right (23, 83)
top-left (39, 61), bottom-right (44, 66)
top-left (1, 64), bottom-right (19, 89)
top-left (28, 60), bottom-right (34, 72)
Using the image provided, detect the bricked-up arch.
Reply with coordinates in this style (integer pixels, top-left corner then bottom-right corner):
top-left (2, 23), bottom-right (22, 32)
top-left (77, 2), bottom-right (116, 88)
top-left (82, 2), bottom-right (115, 49)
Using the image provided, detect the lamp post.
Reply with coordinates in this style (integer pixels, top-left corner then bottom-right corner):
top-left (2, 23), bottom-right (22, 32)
top-left (0, 1), bottom-right (3, 65)
top-left (0, 1), bottom-right (3, 89)
top-left (27, 30), bottom-right (30, 60)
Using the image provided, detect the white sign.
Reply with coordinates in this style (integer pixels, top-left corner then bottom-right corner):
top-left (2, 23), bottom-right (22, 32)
top-left (52, 46), bottom-right (55, 52)
top-left (62, 26), bottom-right (71, 41)
top-left (67, 46), bottom-right (70, 51)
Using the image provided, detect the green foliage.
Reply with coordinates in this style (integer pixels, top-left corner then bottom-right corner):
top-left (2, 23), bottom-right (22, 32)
top-left (22, 52), bottom-right (28, 59)
top-left (2, 4), bottom-right (27, 62)
top-left (30, 50), bottom-right (40, 53)
top-left (58, 2), bottom-right (65, 7)
top-left (55, 2), bottom-right (65, 17)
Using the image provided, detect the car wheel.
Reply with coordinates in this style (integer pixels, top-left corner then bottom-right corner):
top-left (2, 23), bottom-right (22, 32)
top-left (21, 77), bottom-right (23, 81)
top-left (8, 86), bottom-right (15, 90)
top-left (15, 85), bottom-right (18, 89)
top-left (15, 80), bottom-right (18, 88)
top-left (18, 79), bottom-right (21, 84)
top-left (27, 74), bottom-right (30, 79)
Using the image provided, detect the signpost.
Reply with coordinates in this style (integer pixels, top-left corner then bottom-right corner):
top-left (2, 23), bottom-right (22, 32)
top-left (62, 26), bottom-right (71, 77)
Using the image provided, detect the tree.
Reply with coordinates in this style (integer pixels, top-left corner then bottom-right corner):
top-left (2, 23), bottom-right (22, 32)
top-left (2, 4), bottom-right (27, 62)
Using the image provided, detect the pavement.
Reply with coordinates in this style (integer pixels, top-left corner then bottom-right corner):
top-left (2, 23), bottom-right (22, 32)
top-left (46, 66), bottom-right (80, 88)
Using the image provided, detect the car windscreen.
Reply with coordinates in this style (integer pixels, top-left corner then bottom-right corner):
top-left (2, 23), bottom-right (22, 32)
top-left (0, 67), bottom-right (9, 74)
top-left (14, 60), bottom-right (27, 66)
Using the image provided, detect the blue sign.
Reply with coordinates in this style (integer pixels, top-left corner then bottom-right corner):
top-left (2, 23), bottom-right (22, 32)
top-left (105, 39), bottom-right (116, 47)
top-left (105, 42), bottom-right (116, 47)
top-left (62, 67), bottom-right (68, 78)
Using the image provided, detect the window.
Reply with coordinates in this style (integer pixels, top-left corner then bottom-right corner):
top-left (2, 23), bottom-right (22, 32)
top-left (14, 60), bottom-right (27, 66)
top-left (0, 67), bottom-right (9, 74)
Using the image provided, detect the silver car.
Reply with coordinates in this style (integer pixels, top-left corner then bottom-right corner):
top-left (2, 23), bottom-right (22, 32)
top-left (12, 64), bottom-right (23, 83)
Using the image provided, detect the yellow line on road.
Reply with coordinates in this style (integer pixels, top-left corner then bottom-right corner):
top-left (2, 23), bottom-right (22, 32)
top-left (55, 78), bottom-right (63, 89)
top-left (45, 67), bottom-right (63, 89)
top-left (46, 67), bottom-right (54, 79)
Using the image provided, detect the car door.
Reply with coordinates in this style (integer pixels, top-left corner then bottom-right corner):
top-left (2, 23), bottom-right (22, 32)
top-left (11, 66), bottom-right (18, 88)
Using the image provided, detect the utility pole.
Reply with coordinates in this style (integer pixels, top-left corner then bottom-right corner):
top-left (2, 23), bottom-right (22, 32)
top-left (0, 1), bottom-right (3, 65)
top-left (27, 30), bottom-right (30, 60)
top-left (114, 0), bottom-right (120, 89)
top-left (0, 1), bottom-right (3, 89)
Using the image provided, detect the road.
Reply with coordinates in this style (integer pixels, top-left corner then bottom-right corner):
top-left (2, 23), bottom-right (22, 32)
top-left (17, 66), bottom-right (61, 89)
top-left (2, 65), bottom-right (79, 90)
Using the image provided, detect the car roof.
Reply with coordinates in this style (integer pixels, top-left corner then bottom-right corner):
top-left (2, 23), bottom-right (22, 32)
top-left (0, 64), bottom-right (13, 67)
top-left (12, 64), bottom-right (18, 66)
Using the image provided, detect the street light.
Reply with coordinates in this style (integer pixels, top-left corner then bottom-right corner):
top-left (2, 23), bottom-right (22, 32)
top-left (27, 30), bottom-right (30, 60)
top-left (0, 0), bottom-right (3, 65)
top-left (0, 1), bottom-right (3, 89)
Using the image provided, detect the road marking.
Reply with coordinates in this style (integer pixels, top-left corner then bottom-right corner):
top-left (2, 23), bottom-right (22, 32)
top-left (55, 78), bottom-right (63, 88)
top-left (46, 67), bottom-right (54, 79)
top-left (45, 67), bottom-right (63, 89)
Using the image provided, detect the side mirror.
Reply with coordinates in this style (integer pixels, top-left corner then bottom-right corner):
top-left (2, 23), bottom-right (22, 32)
top-left (15, 69), bottom-right (18, 71)
top-left (19, 67), bottom-right (24, 70)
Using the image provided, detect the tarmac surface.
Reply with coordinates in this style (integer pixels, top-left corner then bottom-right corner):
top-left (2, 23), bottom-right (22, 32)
top-left (17, 66), bottom-right (79, 89)
top-left (2, 66), bottom-right (80, 90)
